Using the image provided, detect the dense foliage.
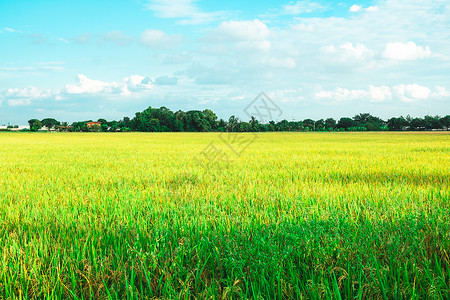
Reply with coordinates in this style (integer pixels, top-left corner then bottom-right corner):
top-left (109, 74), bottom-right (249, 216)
top-left (24, 107), bottom-right (450, 132)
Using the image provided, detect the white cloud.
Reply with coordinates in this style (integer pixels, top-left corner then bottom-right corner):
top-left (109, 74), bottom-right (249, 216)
top-left (207, 19), bottom-right (270, 42)
top-left (282, 1), bottom-right (328, 14)
top-left (365, 6), bottom-right (378, 12)
top-left (349, 5), bottom-right (378, 13)
top-left (339, 42), bottom-right (370, 59)
top-left (121, 75), bottom-right (153, 95)
top-left (315, 87), bottom-right (366, 101)
top-left (140, 29), bottom-right (182, 50)
top-left (368, 85), bottom-right (392, 102)
top-left (63, 74), bottom-right (153, 97)
top-left (145, 0), bottom-right (224, 24)
top-left (393, 84), bottom-right (431, 102)
top-left (382, 42), bottom-right (431, 60)
top-left (4, 87), bottom-right (53, 106)
top-left (433, 86), bottom-right (450, 98)
top-left (315, 84), bottom-right (442, 103)
top-left (64, 75), bottom-right (115, 95)
top-left (316, 84), bottom-right (450, 103)
top-left (2, 74), bottom-right (154, 107)
top-left (349, 5), bottom-right (362, 12)
top-left (315, 85), bottom-right (392, 102)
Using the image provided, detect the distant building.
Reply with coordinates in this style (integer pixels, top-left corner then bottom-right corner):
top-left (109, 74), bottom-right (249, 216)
top-left (0, 125), bottom-right (30, 131)
top-left (10, 125), bottom-right (30, 131)
top-left (86, 122), bottom-right (101, 128)
top-left (38, 126), bottom-right (53, 131)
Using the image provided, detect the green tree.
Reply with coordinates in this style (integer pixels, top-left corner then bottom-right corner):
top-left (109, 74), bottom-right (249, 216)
top-left (228, 116), bottom-right (239, 132)
top-left (337, 117), bottom-right (355, 130)
top-left (325, 118), bottom-right (336, 130)
top-left (440, 115), bottom-right (450, 130)
top-left (28, 119), bottom-right (42, 132)
top-left (303, 119), bottom-right (315, 131)
top-left (423, 115), bottom-right (441, 130)
top-left (203, 109), bottom-right (218, 131)
top-left (41, 118), bottom-right (59, 130)
top-left (387, 117), bottom-right (408, 131)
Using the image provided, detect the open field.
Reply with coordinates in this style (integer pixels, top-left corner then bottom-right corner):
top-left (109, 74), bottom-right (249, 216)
top-left (0, 132), bottom-right (449, 299)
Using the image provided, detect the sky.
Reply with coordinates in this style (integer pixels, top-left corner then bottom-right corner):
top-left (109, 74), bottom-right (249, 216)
top-left (1, 0), bottom-right (449, 125)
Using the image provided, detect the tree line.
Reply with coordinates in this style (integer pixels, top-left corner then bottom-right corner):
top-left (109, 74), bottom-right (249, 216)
top-left (26, 107), bottom-right (450, 132)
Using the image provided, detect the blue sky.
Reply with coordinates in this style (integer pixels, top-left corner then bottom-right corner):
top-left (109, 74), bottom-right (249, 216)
top-left (1, 0), bottom-right (449, 124)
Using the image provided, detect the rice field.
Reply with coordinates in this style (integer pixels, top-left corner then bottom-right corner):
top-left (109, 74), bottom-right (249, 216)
top-left (0, 131), bottom-right (449, 299)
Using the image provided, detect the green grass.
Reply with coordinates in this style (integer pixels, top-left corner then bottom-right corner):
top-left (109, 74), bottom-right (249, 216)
top-left (0, 132), bottom-right (449, 299)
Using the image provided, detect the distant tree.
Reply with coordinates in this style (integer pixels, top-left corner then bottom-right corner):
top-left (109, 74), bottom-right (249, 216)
top-left (303, 119), bottom-right (315, 131)
top-left (387, 117), bottom-right (408, 131)
top-left (41, 118), bottom-right (59, 130)
top-left (423, 115), bottom-right (441, 130)
top-left (410, 117), bottom-right (425, 130)
top-left (325, 118), bottom-right (336, 130)
top-left (353, 113), bottom-right (372, 126)
top-left (278, 119), bottom-right (289, 131)
top-left (315, 119), bottom-right (325, 131)
top-left (203, 109), bottom-right (218, 131)
top-left (228, 116), bottom-right (239, 132)
top-left (440, 115), bottom-right (450, 130)
top-left (337, 117), bottom-right (355, 130)
top-left (217, 118), bottom-right (227, 132)
top-left (149, 118), bottom-right (160, 132)
top-left (28, 119), bottom-right (42, 132)
top-left (239, 122), bottom-right (251, 132)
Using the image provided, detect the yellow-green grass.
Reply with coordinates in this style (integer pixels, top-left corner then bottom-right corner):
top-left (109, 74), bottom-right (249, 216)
top-left (0, 132), bottom-right (449, 299)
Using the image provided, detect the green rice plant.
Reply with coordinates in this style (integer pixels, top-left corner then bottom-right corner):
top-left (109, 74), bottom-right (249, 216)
top-left (0, 132), bottom-right (448, 299)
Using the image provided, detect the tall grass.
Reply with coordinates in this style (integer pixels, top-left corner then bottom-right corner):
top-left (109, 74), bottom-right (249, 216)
top-left (0, 132), bottom-right (449, 299)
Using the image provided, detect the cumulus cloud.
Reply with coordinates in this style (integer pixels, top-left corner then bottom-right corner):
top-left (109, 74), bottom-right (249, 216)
top-left (315, 85), bottom-right (392, 102)
top-left (121, 75), bottom-right (153, 95)
top-left (349, 5), bottom-right (362, 12)
top-left (433, 86), bottom-right (450, 97)
top-left (320, 42), bottom-right (374, 68)
top-left (339, 42), bottom-right (371, 59)
top-left (314, 84), bottom-right (449, 103)
top-left (140, 29), bottom-right (182, 50)
top-left (4, 87), bottom-right (54, 106)
top-left (206, 19), bottom-right (271, 42)
top-left (64, 75), bottom-right (116, 95)
top-left (322, 43), bottom-right (371, 58)
top-left (368, 85), bottom-right (392, 102)
top-left (2, 74), bottom-right (155, 108)
top-left (393, 84), bottom-right (431, 102)
top-left (349, 5), bottom-right (378, 13)
top-left (64, 74), bottom-right (152, 96)
top-left (382, 42), bottom-right (431, 60)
